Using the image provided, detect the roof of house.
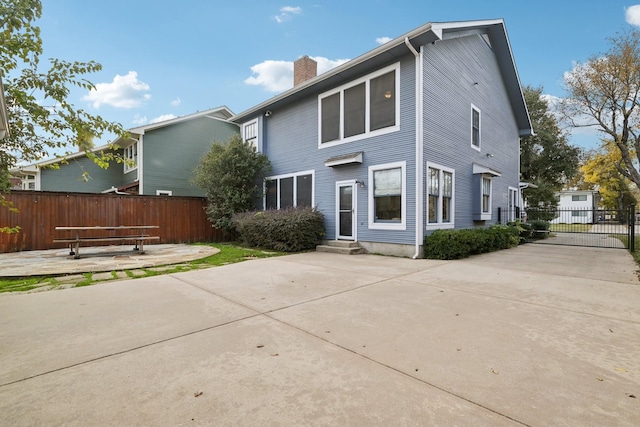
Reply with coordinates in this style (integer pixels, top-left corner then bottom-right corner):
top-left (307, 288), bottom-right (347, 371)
top-left (10, 106), bottom-right (236, 173)
top-left (127, 106), bottom-right (235, 136)
top-left (231, 19), bottom-right (533, 137)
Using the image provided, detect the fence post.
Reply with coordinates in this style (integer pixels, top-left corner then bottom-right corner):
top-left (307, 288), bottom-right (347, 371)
top-left (629, 204), bottom-right (636, 252)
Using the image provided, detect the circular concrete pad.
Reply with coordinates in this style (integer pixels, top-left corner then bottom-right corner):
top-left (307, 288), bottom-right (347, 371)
top-left (0, 244), bottom-right (219, 277)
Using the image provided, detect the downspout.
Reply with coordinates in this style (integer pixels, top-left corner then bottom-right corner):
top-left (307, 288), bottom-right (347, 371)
top-left (405, 37), bottom-right (424, 259)
top-left (138, 134), bottom-right (143, 194)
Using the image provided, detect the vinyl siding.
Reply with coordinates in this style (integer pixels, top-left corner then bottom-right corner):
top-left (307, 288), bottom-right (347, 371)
top-left (261, 56), bottom-right (417, 245)
top-left (141, 117), bottom-right (239, 196)
top-left (40, 150), bottom-right (126, 193)
top-left (422, 34), bottom-right (521, 233)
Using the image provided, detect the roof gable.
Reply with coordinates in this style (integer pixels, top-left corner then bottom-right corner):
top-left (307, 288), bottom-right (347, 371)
top-left (231, 19), bottom-right (532, 137)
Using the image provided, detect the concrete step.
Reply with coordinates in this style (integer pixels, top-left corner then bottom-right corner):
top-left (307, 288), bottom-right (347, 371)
top-left (316, 240), bottom-right (365, 255)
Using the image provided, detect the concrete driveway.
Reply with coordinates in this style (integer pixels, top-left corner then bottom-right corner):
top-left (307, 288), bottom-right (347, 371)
top-left (1, 244), bottom-right (639, 426)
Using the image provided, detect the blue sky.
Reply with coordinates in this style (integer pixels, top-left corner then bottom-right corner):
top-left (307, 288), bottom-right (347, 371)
top-left (38, 0), bottom-right (640, 150)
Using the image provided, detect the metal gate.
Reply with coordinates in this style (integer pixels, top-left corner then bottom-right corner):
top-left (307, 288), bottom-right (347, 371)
top-left (519, 206), bottom-right (636, 250)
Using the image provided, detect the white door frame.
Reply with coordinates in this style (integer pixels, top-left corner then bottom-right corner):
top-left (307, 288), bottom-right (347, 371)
top-left (335, 180), bottom-right (357, 241)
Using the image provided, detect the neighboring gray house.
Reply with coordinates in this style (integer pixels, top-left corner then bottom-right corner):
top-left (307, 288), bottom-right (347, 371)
top-left (12, 107), bottom-right (239, 196)
top-left (231, 19), bottom-right (533, 257)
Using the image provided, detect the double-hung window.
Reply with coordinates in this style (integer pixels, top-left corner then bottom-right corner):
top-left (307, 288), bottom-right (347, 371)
top-left (319, 63), bottom-right (399, 147)
top-left (471, 105), bottom-right (481, 151)
top-left (265, 171), bottom-right (314, 210)
top-left (427, 163), bottom-right (455, 229)
top-left (242, 119), bottom-right (259, 150)
top-left (472, 164), bottom-right (500, 221)
top-left (482, 177), bottom-right (491, 214)
top-left (124, 142), bottom-right (138, 172)
top-left (368, 161), bottom-right (406, 230)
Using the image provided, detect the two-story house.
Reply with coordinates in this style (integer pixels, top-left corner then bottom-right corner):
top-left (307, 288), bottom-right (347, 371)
top-left (11, 106), bottom-right (239, 196)
top-left (231, 19), bottom-right (533, 257)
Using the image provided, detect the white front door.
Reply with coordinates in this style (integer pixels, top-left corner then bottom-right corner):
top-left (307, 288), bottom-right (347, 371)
top-left (336, 181), bottom-right (356, 240)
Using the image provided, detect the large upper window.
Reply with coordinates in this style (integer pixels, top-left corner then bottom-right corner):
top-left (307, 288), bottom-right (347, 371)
top-left (427, 163), bottom-right (455, 229)
top-left (471, 105), bottom-right (481, 151)
top-left (124, 142), bottom-right (138, 172)
top-left (368, 161), bottom-right (406, 230)
top-left (319, 63), bottom-right (399, 147)
top-left (571, 194), bottom-right (587, 202)
top-left (265, 171), bottom-right (314, 210)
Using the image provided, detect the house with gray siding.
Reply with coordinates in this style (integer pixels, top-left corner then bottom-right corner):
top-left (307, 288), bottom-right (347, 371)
top-left (232, 19), bottom-right (533, 257)
top-left (12, 107), bottom-right (239, 196)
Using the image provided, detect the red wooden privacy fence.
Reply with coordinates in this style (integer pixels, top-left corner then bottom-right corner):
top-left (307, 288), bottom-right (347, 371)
top-left (0, 191), bottom-right (225, 253)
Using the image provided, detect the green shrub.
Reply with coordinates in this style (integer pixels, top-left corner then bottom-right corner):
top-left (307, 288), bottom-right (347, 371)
top-left (424, 224), bottom-right (520, 260)
top-left (232, 207), bottom-right (325, 252)
top-left (507, 219), bottom-right (532, 243)
top-left (528, 219), bottom-right (550, 239)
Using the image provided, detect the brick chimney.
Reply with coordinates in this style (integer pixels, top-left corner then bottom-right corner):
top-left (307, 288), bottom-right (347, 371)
top-left (293, 56), bottom-right (317, 87)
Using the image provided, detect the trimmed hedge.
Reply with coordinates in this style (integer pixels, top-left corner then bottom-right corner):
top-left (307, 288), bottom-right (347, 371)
top-left (424, 224), bottom-right (520, 260)
top-left (232, 207), bottom-right (325, 252)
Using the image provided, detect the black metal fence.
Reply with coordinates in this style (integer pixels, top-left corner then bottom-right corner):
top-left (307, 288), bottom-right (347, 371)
top-left (498, 205), bottom-right (637, 251)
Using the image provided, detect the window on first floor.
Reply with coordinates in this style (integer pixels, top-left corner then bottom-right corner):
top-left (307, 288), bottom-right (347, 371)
top-left (482, 177), bottom-right (491, 213)
top-left (427, 163), bottom-right (455, 229)
top-left (265, 171), bottom-right (314, 210)
top-left (572, 210), bottom-right (588, 217)
top-left (368, 161), bottom-right (406, 230)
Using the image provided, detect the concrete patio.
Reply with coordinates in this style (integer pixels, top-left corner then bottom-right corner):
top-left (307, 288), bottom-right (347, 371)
top-left (1, 244), bottom-right (639, 426)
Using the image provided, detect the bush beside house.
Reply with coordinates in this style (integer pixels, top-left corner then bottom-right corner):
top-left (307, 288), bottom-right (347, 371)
top-left (233, 207), bottom-right (325, 252)
top-left (424, 225), bottom-right (520, 259)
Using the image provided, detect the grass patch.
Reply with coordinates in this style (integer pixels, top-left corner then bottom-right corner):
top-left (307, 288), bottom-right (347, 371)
top-left (0, 243), bottom-right (285, 294)
top-left (549, 224), bottom-right (592, 232)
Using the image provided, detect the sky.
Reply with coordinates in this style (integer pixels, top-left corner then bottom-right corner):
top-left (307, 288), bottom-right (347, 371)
top-left (36, 0), bottom-right (640, 151)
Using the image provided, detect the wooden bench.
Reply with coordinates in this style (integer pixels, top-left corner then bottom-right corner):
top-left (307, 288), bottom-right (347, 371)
top-left (54, 226), bottom-right (160, 259)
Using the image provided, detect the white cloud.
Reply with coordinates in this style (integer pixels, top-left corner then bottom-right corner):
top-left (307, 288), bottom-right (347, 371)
top-left (149, 114), bottom-right (177, 124)
top-left (275, 5), bottom-right (302, 23)
top-left (244, 56), bottom-right (349, 92)
top-left (83, 71), bottom-right (151, 109)
top-left (244, 60), bottom-right (293, 92)
top-left (376, 37), bottom-right (392, 45)
top-left (132, 114), bottom-right (147, 126)
top-left (170, 97), bottom-right (181, 107)
top-left (625, 5), bottom-right (640, 26)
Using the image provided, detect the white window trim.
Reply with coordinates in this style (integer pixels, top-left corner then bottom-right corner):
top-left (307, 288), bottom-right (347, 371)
top-left (264, 170), bottom-right (315, 209)
top-left (471, 104), bottom-right (481, 151)
top-left (242, 118), bottom-right (259, 151)
top-left (426, 162), bottom-right (455, 230)
top-left (318, 62), bottom-right (400, 149)
top-left (156, 190), bottom-right (172, 196)
top-left (479, 175), bottom-right (492, 220)
top-left (368, 161), bottom-right (406, 230)
top-left (123, 142), bottom-right (138, 173)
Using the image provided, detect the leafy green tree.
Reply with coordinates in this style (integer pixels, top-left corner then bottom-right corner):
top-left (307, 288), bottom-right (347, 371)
top-left (0, 0), bottom-right (126, 192)
top-left (192, 134), bottom-right (271, 233)
top-left (520, 86), bottom-right (581, 207)
top-left (562, 29), bottom-right (640, 191)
